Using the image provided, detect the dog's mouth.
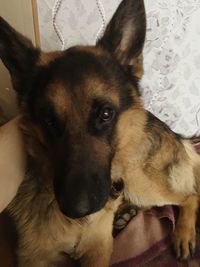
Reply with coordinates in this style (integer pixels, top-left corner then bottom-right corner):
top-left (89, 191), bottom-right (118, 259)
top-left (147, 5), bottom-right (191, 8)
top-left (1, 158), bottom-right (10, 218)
top-left (110, 178), bottom-right (124, 199)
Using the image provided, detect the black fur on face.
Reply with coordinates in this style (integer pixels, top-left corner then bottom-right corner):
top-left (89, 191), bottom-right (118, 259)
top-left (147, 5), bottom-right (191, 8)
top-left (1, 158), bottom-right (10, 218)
top-left (0, 0), bottom-right (146, 218)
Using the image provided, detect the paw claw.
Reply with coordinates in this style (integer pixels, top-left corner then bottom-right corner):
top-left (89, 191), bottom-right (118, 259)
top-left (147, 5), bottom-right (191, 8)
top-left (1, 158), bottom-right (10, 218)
top-left (172, 233), bottom-right (196, 260)
top-left (189, 241), bottom-right (195, 258)
top-left (172, 226), bottom-right (196, 261)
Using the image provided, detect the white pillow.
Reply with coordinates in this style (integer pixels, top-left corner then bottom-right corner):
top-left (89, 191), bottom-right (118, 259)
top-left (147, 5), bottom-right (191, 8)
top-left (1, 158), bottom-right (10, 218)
top-left (141, 0), bottom-right (200, 137)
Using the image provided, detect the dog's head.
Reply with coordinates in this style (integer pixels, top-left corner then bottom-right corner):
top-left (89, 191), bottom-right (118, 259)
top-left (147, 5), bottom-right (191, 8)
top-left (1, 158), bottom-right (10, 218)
top-left (0, 0), bottom-right (146, 218)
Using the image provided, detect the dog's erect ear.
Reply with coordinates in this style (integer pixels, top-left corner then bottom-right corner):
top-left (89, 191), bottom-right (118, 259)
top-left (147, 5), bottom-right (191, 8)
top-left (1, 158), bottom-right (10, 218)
top-left (98, 0), bottom-right (146, 79)
top-left (0, 17), bottom-right (40, 93)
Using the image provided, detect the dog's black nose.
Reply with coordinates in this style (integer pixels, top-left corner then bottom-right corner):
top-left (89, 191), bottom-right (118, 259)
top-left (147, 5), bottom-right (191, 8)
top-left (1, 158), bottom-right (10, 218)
top-left (54, 165), bottom-right (111, 219)
top-left (54, 173), bottom-right (111, 219)
top-left (57, 191), bottom-right (108, 219)
top-left (59, 194), bottom-right (91, 218)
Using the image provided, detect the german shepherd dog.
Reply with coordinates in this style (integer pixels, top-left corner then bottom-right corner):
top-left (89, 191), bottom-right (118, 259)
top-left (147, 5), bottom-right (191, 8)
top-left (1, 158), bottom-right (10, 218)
top-left (1, 0), bottom-right (200, 266)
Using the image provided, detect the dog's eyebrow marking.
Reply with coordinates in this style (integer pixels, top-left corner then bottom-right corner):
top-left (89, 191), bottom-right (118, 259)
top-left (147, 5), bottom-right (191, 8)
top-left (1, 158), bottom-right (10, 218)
top-left (91, 97), bottom-right (118, 112)
top-left (47, 84), bottom-right (71, 120)
top-left (82, 74), bottom-right (121, 107)
top-left (91, 91), bottom-right (120, 108)
top-left (39, 51), bottom-right (62, 66)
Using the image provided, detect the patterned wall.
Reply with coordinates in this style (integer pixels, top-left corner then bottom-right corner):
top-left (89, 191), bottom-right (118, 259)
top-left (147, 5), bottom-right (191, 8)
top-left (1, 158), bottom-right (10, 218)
top-left (37, 0), bottom-right (200, 137)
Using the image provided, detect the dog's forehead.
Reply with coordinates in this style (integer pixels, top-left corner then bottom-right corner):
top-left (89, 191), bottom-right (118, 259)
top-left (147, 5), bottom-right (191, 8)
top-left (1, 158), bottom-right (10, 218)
top-left (59, 46), bottom-right (121, 87)
top-left (36, 46), bottom-right (127, 115)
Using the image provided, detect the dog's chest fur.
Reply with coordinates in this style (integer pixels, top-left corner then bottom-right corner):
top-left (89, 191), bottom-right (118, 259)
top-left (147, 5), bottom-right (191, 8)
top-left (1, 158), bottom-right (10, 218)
top-left (7, 176), bottom-right (84, 262)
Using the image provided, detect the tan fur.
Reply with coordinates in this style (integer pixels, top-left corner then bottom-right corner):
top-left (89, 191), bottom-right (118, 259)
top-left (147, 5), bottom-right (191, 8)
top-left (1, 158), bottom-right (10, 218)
top-left (131, 54), bottom-right (144, 78)
top-left (112, 104), bottom-right (200, 201)
top-left (169, 148), bottom-right (196, 195)
top-left (48, 84), bottom-right (71, 119)
top-left (39, 52), bottom-right (62, 66)
top-left (111, 106), bottom-right (200, 259)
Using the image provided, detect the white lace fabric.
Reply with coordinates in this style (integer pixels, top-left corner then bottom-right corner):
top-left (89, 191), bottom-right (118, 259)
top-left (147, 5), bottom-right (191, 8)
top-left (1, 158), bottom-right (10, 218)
top-left (37, 0), bottom-right (200, 137)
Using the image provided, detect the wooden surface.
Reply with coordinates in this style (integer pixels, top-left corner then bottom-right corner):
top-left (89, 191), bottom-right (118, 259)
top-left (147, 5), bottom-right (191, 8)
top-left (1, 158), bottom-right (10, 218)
top-left (0, 0), bottom-right (39, 118)
top-left (32, 0), bottom-right (41, 47)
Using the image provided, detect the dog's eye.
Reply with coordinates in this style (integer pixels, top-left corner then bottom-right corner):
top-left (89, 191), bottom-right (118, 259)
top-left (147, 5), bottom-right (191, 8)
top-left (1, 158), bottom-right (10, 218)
top-left (42, 114), bottom-right (64, 138)
top-left (89, 100), bottom-right (117, 135)
top-left (42, 115), bottom-right (57, 132)
top-left (39, 106), bottom-right (64, 138)
top-left (99, 106), bottom-right (115, 122)
top-left (43, 116), bottom-right (55, 128)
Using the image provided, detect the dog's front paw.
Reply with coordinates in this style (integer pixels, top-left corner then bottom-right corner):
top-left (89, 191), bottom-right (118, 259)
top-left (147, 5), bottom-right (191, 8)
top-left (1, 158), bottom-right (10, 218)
top-left (171, 224), bottom-right (196, 260)
top-left (113, 204), bottom-right (137, 237)
top-left (114, 206), bottom-right (137, 230)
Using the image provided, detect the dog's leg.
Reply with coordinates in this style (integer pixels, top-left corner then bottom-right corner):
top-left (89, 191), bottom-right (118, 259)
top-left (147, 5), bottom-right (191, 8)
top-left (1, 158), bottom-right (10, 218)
top-left (172, 195), bottom-right (199, 260)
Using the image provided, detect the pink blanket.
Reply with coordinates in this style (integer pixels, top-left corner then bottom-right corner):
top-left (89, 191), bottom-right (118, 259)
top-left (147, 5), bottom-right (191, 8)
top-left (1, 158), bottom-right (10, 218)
top-left (64, 206), bottom-right (200, 267)
top-left (112, 208), bottom-right (200, 267)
